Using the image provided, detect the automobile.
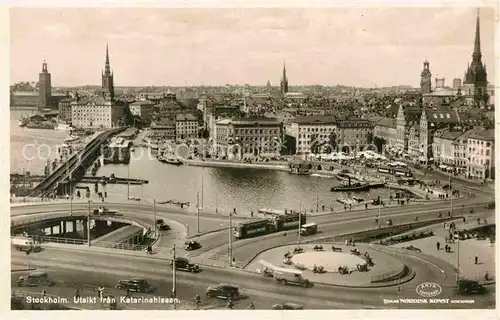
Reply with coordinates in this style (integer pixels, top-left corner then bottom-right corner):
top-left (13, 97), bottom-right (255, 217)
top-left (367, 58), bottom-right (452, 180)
top-left (457, 279), bottom-right (486, 295)
top-left (485, 202), bottom-right (495, 209)
top-left (158, 223), bottom-right (170, 231)
top-left (272, 302), bottom-right (304, 310)
top-left (404, 245), bottom-right (422, 252)
top-left (156, 219), bottom-right (165, 225)
top-left (170, 257), bottom-right (201, 273)
top-left (115, 279), bottom-right (154, 293)
top-left (184, 240), bottom-right (201, 251)
top-left (16, 271), bottom-right (56, 287)
top-left (205, 283), bottom-right (240, 300)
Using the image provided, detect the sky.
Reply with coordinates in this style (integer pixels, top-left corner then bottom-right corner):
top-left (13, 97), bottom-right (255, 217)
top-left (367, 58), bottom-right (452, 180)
top-left (9, 6), bottom-right (496, 88)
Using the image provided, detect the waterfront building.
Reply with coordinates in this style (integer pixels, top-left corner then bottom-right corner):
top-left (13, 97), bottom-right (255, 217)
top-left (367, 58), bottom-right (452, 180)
top-left (150, 119), bottom-right (176, 141)
top-left (10, 61), bottom-right (66, 110)
top-left (175, 113), bottom-right (198, 140)
top-left (373, 117), bottom-right (398, 148)
top-left (287, 116), bottom-right (337, 155)
top-left (129, 101), bottom-right (154, 123)
top-left (466, 128), bottom-right (494, 180)
top-left (103, 137), bottom-right (132, 164)
top-left (432, 129), bottom-right (470, 174)
top-left (215, 118), bottom-right (283, 159)
top-left (462, 10), bottom-right (488, 106)
top-left (70, 96), bottom-right (124, 129)
top-left (58, 98), bottom-right (73, 123)
top-left (396, 104), bottom-right (460, 163)
top-left (336, 119), bottom-right (374, 152)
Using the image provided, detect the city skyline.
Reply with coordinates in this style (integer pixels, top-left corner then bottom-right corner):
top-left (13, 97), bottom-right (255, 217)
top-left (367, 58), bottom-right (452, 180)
top-left (10, 7), bottom-right (496, 88)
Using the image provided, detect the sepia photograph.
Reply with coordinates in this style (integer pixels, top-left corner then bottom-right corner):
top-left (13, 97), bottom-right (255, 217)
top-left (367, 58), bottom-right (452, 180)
top-left (7, 3), bottom-right (496, 312)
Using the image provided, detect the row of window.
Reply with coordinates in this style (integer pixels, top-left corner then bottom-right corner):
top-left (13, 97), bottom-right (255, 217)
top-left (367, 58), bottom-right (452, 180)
top-left (235, 129), bottom-right (280, 135)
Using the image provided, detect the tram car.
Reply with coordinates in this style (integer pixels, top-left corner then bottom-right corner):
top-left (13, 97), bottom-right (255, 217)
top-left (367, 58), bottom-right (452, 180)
top-left (234, 212), bottom-right (307, 240)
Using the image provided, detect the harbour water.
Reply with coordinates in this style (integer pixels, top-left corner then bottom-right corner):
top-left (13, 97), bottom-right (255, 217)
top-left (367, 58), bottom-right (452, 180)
top-left (10, 110), bottom-right (395, 216)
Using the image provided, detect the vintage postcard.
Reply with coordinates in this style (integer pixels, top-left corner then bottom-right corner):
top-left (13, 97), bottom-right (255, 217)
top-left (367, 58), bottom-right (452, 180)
top-left (5, 1), bottom-right (497, 317)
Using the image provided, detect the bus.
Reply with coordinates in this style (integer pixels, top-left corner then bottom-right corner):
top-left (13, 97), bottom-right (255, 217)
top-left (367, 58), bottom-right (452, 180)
top-left (300, 223), bottom-right (318, 236)
top-left (234, 219), bottom-right (273, 239)
top-left (272, 212), bottom-right (306, 231)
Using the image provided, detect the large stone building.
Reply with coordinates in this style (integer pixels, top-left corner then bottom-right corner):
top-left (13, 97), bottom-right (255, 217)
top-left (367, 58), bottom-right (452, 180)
top-left (336, 119), bottom-right (374, 152)
top-left (432, 129), bottom-right (470, 174)
top-left (395, 104), bottom-right (460, 163)
top-left (372, 117), bottom-right (397, 149)
top-left (420, 60), bottom-right (432, 94)
top-left (462, 10), bottom-right (488, 106)
top-left (175, 113), bottom-right (198, 140)
top-left (129, 100), bottom-right (154, 123)
top-left (10, 61), bottom-right (66, 109)
top-left (150, 119), bottom-right (176, 140)
top-left (466, 128), bottom-right (494, 180)
top-left (286, 116), bottom-right (337, 155)
top-left (215, 118), bottom-right (283, 159)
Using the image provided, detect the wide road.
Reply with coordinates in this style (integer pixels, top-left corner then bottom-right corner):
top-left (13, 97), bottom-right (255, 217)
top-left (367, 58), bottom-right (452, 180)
top-left (10, 245), bottom-right (494, 309)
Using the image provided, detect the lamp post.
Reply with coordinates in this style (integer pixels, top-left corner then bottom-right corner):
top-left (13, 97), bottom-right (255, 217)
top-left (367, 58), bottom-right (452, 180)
top-left (87, 200), bottom-right (92, 247)
top-left (316, 175), bottom-right (319, 212)
top-left (171, 244), bottom-right (177, 310)
top-left (228, 210), bottom-right (233, 265)
top-left (196, 192), bottom-right (200, 234)
top-left (298, 204), bottom-right (302, 242)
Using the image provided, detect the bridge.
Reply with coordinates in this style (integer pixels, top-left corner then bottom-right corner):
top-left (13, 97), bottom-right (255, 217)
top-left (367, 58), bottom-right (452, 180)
top-left (28, 128), bottom-right (126, 198)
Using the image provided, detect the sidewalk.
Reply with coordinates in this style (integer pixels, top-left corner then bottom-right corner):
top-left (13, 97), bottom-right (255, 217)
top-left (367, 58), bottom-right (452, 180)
top-left (389, 213), bottom-right (495, 281)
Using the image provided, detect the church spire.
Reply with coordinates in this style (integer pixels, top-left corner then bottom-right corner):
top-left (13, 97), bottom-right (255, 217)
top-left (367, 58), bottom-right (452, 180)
top-left (473, 9), bottom-right (481, 60)
top-left (280, 59), bottom-right (288, 95)
top-left (104, 43), bottom-right (111, 75)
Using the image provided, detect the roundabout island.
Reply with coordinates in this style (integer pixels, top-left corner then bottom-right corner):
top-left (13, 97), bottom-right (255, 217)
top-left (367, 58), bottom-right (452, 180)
top-left (247, 243), bottom-right (413, 287)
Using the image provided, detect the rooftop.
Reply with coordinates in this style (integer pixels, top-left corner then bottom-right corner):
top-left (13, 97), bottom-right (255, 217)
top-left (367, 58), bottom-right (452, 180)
top-left (467, 128), bottom-right (495, 141)
top-left (176, 113), bottom-right (198, 122)
top-left (292, 115), bottom-right (337, 125)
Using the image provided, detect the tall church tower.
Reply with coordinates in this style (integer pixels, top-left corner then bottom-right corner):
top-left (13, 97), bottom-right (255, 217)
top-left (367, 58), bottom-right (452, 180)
top-left (39, 60), bottom-right (52, 109)
top-left (101, 44), bottom-right (115, 100)
top-left (280, 61), bottom-right (289, 95)
top-left (420, 60), bottom-right (432, 94)
top-left (463, 9), bottom-right (488, 104)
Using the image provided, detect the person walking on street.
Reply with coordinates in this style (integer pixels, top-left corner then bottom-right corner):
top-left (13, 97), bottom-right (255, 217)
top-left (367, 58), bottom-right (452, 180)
top-left (436, 241), bottom-right (440, 250)
top-left (248, 301), bottom-right (255, 310)
top-left (475, 256), bottom-right (479, 265)
top-left (41, 288), bottom-right (47, 297)
top-left (75, 288), bottom-right (80, 299)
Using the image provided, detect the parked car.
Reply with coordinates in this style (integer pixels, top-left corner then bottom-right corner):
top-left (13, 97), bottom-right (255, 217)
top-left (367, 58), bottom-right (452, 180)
top-left (272, 302), bottom-right (304, 310)
top-left (205, 283), bottom-right (240, 300)
top-left (16, 271), bottom-right (55, 287)
top-left (158, 223), bottom-right (170, 231)
top-left (457, 279), bottom-right (486, 295)
top-left (184, 240), bottom-right (201, 251)
top-left (404, 245), bottom-right (422, 252)
top-left (485, 202), bottom-right (495, 209)
top-left (170, 257), bottom-right (201, 273)
top-left (115, 279), bottom-right (154, 293)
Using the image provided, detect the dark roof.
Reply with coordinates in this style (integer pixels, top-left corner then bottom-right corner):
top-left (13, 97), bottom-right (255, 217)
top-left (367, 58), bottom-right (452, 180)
top-left (151, 119), bottom-right (175, 127)
top-left (337, 119), bottom-right (374, 128)
top-left (176, 113), bottom-right (198, 122)
top-left (374, 117), bottom-right (396, 129)
top-left (467, 128), bottom-right (494, 141)
top-left (424, 108), bottom-right (459, 124)
top-left (292, 115), bottom-right (337, 125)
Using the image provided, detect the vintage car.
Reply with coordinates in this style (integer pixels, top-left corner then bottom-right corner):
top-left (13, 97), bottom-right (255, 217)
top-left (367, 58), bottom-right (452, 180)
top-left (184, 240), bottom-right (201, 251)
top-left (16, 271), bottom-right (56, 287)
top-left (272, 302), bottom-right (304, 310)
top-left (115, 278), bottom-right (154, 293)
top-left (404, 245), bottom-right (422, 252)
top-left (170, 257), bottom-right (201, 273)
top-left (205, 283), bottom-right (240, 300)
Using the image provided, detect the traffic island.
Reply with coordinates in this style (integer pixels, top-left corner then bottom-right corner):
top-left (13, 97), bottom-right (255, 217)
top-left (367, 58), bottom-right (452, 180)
top-left (246, 243), bottom-right (414, 288)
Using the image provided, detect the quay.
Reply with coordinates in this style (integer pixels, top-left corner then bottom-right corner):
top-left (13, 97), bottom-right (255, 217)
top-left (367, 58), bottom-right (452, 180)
top-left (80, 176), bottom-right (148, 185)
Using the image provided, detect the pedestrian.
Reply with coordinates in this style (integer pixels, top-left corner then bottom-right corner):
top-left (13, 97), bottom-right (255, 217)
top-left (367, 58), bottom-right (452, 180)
top-left (444, 222), bottom-right (447, 230)
top-left (75, 288), bottom-right (80, 299)
top-left (365, 203), bottom-right (368, 210)
top-left (462, 217), bottom-right (466, 223)
top-left (41, 288), bottom-right (47, 297)
top-left (475, 256), bottom-right (478, 265)
top-left (322, 205), bottom-right (325, 211)
top-left (436, 241), bottom-right (440, 250)
top-left (126, 288), bottom-right (132, 298)
top-left (250, 210), bottom-right (254, 218)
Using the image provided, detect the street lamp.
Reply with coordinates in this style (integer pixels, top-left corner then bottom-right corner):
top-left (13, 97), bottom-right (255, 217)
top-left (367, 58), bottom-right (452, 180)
top-left (87, 200), bottom-right (92, 247)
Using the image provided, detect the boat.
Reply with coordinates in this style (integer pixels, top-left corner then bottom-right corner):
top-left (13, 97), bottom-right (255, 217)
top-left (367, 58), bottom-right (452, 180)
top-left (330, 177), bottom-right (385, 192)
top-left (55, 123), bottom-right (72, 131)
top-left (63, 135), bottom-right (80, 143)
top-left (25, 122), bottom-right (55, 129)
top-left (165, 157), bottom-right (183, 165)
top-left (336, 172), bottom-right (358, 181)
top-left (18, 116), bottom-right (29, 127)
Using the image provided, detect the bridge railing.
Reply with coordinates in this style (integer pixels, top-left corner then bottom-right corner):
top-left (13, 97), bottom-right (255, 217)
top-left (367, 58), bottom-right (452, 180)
top-left (11, 213), bottom-right (74, 228)
top-left (40, 236), bottom-right (87, 245)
